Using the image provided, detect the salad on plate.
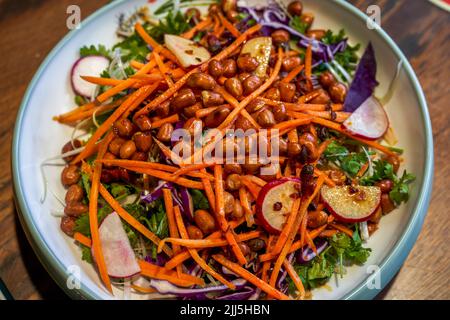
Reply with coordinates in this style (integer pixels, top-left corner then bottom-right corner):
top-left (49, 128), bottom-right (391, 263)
top-left (47, 0), bottom-right (415, 299)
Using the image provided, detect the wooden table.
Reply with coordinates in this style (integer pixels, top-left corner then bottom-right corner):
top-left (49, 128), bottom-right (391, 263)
top-left (0, 0), bottom-right (448, 300)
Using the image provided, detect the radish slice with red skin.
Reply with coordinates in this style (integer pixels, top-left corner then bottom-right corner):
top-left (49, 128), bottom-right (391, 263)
top-left (342, 96), bottom-right (389, 140)
top-left (321, 185), bottom-right (381, 223)
top-left (93, 212), bottom-right (141, 278)
top-left (71, 55), bottom-right (110, 98)
top-left (255, 178), bottom-right (301, 234)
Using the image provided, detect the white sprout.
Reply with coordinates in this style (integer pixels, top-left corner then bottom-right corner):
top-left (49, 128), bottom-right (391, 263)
top-left (360, 221), bottom-right (370, 242)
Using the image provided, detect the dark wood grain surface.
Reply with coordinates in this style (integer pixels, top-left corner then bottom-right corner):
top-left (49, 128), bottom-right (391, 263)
top-left (0, 0), bottom-right (448, 300)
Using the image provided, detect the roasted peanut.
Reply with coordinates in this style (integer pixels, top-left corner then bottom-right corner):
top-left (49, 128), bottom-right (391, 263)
top-left (282, 56), bottom-right (302, 72)
top-left (328, 170), bottom-right (346, 186)
top-left (202, 91), bottom-right (225, 107)
top-left (205, 106), bottom-right (231, 128)
top-left (226, 9), bottom-right (239, 23)
top-left (271, 29), bottom-right (290, 45)
top-left (194, 209), bottom-right (216, 234)
top-left (381, 193), bottom-right (396, 214)
top-left (300, 13), bottom-right (314, 28)
top-left (133, 131), bottom-right (152, 152)
top-left (237, 53), bottom-right (259, 72)
top-left (60, 216), bottom-right (76, 236)
top-left (109, 137), bottom-right (126, 156)
top-left (187, 72), bottom-right (216, 90)
top-left (247, 238), bottom-right (266, 252)
top-left (185, 7), bottom-right (201, 21)
top-left (375, 179), bottom-right (394, 193)
top-left (224, 163), bottom-right (242, 174)
top-left (279, 82), bottom-right (296, 102)
top-left (187, 225), bottom-right (204, 239)
top-left (238, 72), bottom-right (251, 83)
top-left (131, 151), bottom-right (148, 161)
top-left (246, 98), bottom-right (266, 113)
top-left (221, 0), bottom-right (237, 12)
top-left (310, 89), bottom-right (331, 104)
top-left (155, 101), bottom-right (170, 118)
top-left (273, 103), bottom-right (287, 122)
top-left (183, 103), bottom-right (202, 118)
top-left (329, 82), bottom-right (347, 103)
top-left (319, 71), bottom-right (336, 89)
top-left (134, 115), bottom-right (152, 131)
top-left (61, 140), bottom-right (81, 162)
top-left (156, 123), bottom-right (174, 142)
top-left (265, 87), bottom-right (280, 100)
top-left (257, 109), bottom-right (276, 128)
top-left (288, 142), bottom-right (302, 156)
top-left (288, 0), bottom-right (303, 16)
top-left (225, 77), bottom-right (243, 98)
top-left (225, 173), bottom-right (242, 191)
top-left (65, 201), bottom-right (88, 217)
top-left (307, 210), bottom-right (328, 228)
top-left (114, 118), bottom-right (135, 138)
top-left (235, 115), bottom-right (253, 131)
top-left (65, 184), bottom-right (84, 204)
top-left (207, 34), bottom-right (222, 53)
top-left (385, 155), bottom-right (400, 173)
top-left (223, 191), bottom-right (235, 215)
top-left (61, 165), bottom-right (80, 187)
top-left (370, 207), bottom-right (383, 223)
top-left (119, 140), bottom-right (137, 159)
top-left (170, 88), bottom-right (196, 111)
top-left (242, 75), bottom-right (262, 95)
top-left (232, 199), bottom-right (244, 219)
top-left (238, 243), bottom-right (251, 256)
top-left (222, 59), bottom-right (237, 77)
top-left (208, 59), bottom-right (224, 78)
top-left (306, 29), bottom-right (326, 40)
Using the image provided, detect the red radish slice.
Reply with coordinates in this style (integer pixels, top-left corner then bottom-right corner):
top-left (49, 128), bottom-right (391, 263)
top-left (342, 96), bottom-right (389, 140)
top-left (71, 55), bottom-right (110, 98)
top-left (93, 212), bottom-right (141, 278)
top-left (164, 34), bottom-right (211, 68)
top-left (321, 185), bottom-right (381, 223)
top-left (256, 178), bottom-right (301, 234)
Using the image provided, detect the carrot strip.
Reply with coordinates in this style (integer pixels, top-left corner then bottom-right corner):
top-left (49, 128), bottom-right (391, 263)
top-left (269, 175), bottom-right (325, 288)
top-left (214, 165), bottom-right (229, 232)
top-left (225, 229), bottom-right (248, 265)
top-left (243, 175), bottom-right (267, 187)
top-left (239, 187), bottom-right (254, 227)
top-left (218, 13), bottom-right (241, 38)
top-left (131, 284), bottom-right (156, 294)
top-left (282, 64), bottom-right (304, 83)
top-left (74, 232), bottom-right (92, 247)
top-left (130, 60), bottom-right (145, 69)
top-left (305, 43), bottom-right (312, 79)
top-left (53, 101), bottom-right (97, 122)
top-left (271, 199), bottom-right (301, 256)
top-left (163, 218), bottom-right (246, 270)
top-left (283, 259), bottom-right (306, 299)
top-left (240, 176), bottom-right (261, 200)
top-left (195, 106), bottom-right (218, 118)
top-left (319, 230), bottom-right (339, 237)
top-left (314, 168), bottom-right (336, 187)
top-left (135, 23), bottom-right (178, 63)
top-left (213, 254), bottom-right (290, 300)
top-left (88, 134), bottom-right (113, 293)
top-left (357, 162), bottom-right (369, 177)
top-left (98, 159), bottom-right (213, 180)
top-left (182, 17), bottom-right (212, 39)
top-left (158, 231), bottom-right (261, 250)
top-left (99, 184), bottom-right (173, 257)
top-left (163, 188), bottom-right (183, 277)
top-left (153, 51), bottom-right (174, 87)
top-left (302, 110), bottom-right (351, 123)
top-left (151, 114), bottom-right (180, 129)
top-left (138, 260), bottom-right (204, 287)
top-left (57, 98), bottom-right (126, 124)
top-left (330, 222), bottom-right (354, 237)
top-left (72, 85), bottom-right (154, 164)
top-left (173, 206), bottom-right (236, 289)
top-left (273, 118), bottom-right (312, 132)
top-left (152, 138), bottom-right (184, 165)
top-left (173, 163), bottom-right (214, 178)
top-left (200, 168), bottom-right (216, 213)
top-left (311, 117), bottom-right (398, 156)
top-left (299, 213), bottom-right (308, 250)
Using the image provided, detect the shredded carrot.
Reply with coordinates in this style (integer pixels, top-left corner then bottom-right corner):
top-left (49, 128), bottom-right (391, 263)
top-left (99, 184), bottom-right (173, 257)
top-left (72, 85), bottom-right (154, 164)
top-left (239, 187), bottom-right (254, 227)
top-left (138, 260), bottom-right (204, 287)
top-left (319, 230), bottom-right (339, 238)
top-left (273, 118), bottom-right (313, 132)
top-left (271, 198), bottom-right (301, 256)
top-left (302, 110), bottom-right (351, 123)
top-left (131, 284), bottom-right (156, 294)
top-left (195, 106), bottom-right (219, 118)
top-left (158, 231), bottom-right (261, 250)
top-left (269, 175), bottom-right (325, 289)
top-left (305, 43), bottom-right (312, 79)
top-left (298, 90), bottom-right (320, 104)
top-left (135, 23), bottom-right (178, 63)
top-left (173, 206), bottom-right (236, 289)
top-left (330, 222), bottom-right (354, 237)
top-left (152, 138), bottom-right (184, 165)
top-left (173, 163), bottom-right (214, 178)
top-left (213, 164), bottom-right (229, 232)
top-left (244, 175), bottom-right (267, 187)
top-left (182, 17), bottom-right (212, 39)
top-left (311, 117), bottom-right (398, 156)
top-left (88, 133), bottom-right (113, 293)
top-left (213, 254), bottom-right (290, 300)
top-left (218, 13), bottom-right (241, 38)
top-left (240, 176), bottom-right (261, 200)
top-left (357, 162), bottom-right (369, 177)
top-left (200, 168), bottom-right (216, 213)
top-left (74, 232), bottom-right (92, 248)
top-left (163, 218), bottom-right (246, 270)
top-left (151, 114), bottom-right (180, 129)
top-left (163, 188), bottom-right (183, 277)
top-left (153, 51), bottom-right (174, 87)
top-left (283, 259), bottom-right (306, 299)
top-left (282, 64), bottom-right (304, 83)
top-left (314, 168), bottom-right (336, 187)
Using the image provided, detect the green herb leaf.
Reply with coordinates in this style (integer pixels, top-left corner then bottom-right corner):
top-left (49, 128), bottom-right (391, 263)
top-left (290, 16), bottom-right (309, 34)
top-left (79, 44), bottom-right (111, 58)
top-left (389, 171), bottom-right (415, 205)
top-left (148, 11), bottom-right (190, 44)
top-left (190, 189), bottom-right (210, 210)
